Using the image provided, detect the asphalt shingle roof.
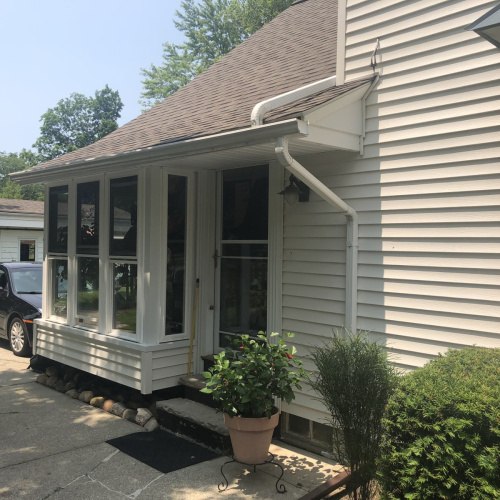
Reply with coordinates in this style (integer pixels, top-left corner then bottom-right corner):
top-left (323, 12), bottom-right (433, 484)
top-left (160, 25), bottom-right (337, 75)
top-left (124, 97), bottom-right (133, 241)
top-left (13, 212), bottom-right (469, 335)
top-left (0, 199), bottom-right (44, 215)
top-left (31, 0), bottom-right (339, 172)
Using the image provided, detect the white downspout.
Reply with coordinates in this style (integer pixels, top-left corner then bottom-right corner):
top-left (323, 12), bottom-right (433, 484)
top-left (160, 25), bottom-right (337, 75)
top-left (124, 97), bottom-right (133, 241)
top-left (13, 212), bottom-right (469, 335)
top-left (275, 137), bottom-right (358, 333)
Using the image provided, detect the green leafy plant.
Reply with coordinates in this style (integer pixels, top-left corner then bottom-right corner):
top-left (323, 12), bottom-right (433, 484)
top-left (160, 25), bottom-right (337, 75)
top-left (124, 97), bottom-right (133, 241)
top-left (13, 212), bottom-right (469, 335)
top-left (379, 347), bottom-right (500, 499)
top-left (310, 329), bottom-right (399, 500)
top-left (201, 332), bottom-right (308, 418)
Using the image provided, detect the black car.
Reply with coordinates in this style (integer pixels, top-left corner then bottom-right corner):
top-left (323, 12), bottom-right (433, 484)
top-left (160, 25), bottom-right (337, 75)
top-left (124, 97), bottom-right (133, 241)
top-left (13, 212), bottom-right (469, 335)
top-left (0, 262), bottom-right (42, 357)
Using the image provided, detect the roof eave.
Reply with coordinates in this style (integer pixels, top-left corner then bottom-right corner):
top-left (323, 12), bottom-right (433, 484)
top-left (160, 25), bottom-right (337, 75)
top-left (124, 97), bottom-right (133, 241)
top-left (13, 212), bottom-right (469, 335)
top-left (12, 119), bottom-right (309, 186)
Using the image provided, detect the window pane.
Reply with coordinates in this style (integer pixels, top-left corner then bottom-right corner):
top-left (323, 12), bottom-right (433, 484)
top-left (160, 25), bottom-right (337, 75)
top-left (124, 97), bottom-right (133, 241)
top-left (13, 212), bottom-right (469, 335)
top-left (166, 175), bottom-right (187, 335)
top-left (219, 256), bottom-right (267, 337)
top-left (51, 259), bottom-right (68, 318)
top-left (77, 257), bottom-right (99, 327)
top-left (113, 263), bottom-right (137, 333)
top-left (222, 165), bottom-right (268, 241)
top-left (222, 243), bottom-right (267, 258)
top-left (77, 181), bottom-right (99, 255)
top-left (48, 186), bottom-right (68, 253)
top-left (110, 176), bottom-right (137, 256)
top-left (20, 240), bottom-right (36, 261)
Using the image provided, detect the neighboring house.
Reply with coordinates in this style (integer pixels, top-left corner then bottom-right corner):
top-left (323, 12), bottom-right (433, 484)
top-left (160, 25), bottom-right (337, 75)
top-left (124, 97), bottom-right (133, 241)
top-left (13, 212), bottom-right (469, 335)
top-left (12, 0), bottom-right (500, 444)
top-left (0, 199), bottom-right (44, 263)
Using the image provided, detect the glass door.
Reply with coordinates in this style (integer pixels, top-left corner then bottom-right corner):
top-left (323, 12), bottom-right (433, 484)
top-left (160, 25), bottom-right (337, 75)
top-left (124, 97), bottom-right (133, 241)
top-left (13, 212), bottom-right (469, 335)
top-left (215, 165), bottom-right (269, 349)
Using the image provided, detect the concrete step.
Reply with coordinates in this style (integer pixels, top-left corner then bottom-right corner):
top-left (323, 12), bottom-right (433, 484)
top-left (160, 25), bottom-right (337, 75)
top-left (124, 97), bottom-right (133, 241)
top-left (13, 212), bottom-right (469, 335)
top-left (178, 373), bottom-right (218, 409)
top-left (156, 398), bottom-right (231, 455)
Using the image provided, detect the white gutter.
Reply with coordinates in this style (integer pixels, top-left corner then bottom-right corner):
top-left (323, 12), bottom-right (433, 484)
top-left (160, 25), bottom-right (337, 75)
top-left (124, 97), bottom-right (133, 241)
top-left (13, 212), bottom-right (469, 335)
top-left (274, 137), bottom-right (358, 333)
top-left (250, 74), bottom-right (364, 332)
top-left (251, 76), bottom-right (336, 127)
top-left (12, 118), bottom-right (308, 186)
top-left (251, 74), bottom-right (360, 332)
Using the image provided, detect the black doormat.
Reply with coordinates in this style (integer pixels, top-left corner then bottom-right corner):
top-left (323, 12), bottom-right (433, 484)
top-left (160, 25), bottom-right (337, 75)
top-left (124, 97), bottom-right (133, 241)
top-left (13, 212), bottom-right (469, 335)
top-left (106, 430), bottom-right (219, 473)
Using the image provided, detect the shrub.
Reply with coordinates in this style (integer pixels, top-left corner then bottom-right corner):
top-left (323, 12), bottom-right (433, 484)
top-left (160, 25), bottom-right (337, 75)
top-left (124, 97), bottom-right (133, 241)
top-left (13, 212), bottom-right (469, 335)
top-left (379, 347), bottom-right (500, 499)
top-left (202, 332), bottom-right (309, 418)
top-left (310, 330), bottom-right (399, 500)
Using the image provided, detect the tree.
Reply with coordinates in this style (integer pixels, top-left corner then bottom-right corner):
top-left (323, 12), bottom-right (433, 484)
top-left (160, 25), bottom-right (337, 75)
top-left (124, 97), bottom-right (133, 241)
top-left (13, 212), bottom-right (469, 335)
top-left (0, 150), bottom-right (44, 201)
top-left (140, 0), bottom-right (294, 107)
top-left (33, 85), bottom-right (123, 162)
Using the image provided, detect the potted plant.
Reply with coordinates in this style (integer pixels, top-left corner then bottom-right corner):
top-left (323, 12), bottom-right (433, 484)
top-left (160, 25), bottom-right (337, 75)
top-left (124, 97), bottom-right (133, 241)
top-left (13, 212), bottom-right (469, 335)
top-left (201, 331), bottom-right (308, 464)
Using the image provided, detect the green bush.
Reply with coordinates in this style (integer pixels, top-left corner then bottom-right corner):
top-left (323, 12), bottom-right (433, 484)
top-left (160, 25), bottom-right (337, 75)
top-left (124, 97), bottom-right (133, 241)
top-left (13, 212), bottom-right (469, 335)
top-left (310, 330), bottom-right (399, 500)
top-left (379, 347), bottom-right (500, 499)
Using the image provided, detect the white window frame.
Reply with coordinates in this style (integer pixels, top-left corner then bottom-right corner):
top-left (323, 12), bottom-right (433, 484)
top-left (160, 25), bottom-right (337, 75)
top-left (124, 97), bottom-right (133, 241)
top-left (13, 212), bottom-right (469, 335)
top-left (45, 182), bottom-right (72, 324)
top-left (74, 177), bottom-right (101, 331)
top-left (160, 168), bottom-right (196, 343)
top-left (44, 169), bottom-right (145, 342)
top-left (105, 169), bottom-right (145, 342)
top-left (19, 239), bottom-right (36, 262)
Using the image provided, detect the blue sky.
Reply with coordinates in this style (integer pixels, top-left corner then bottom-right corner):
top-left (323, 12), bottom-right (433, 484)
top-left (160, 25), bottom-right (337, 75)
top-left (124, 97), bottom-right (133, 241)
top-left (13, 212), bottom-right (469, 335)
top-left (1, 0), bottom-right (185, 154)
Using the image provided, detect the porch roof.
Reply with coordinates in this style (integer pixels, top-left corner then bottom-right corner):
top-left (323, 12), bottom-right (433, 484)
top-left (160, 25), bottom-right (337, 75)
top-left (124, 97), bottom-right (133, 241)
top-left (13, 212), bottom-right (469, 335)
top-left (13, 0), bottom-right (374, 186)
top-left (14, 73), bottom-right (373, 185)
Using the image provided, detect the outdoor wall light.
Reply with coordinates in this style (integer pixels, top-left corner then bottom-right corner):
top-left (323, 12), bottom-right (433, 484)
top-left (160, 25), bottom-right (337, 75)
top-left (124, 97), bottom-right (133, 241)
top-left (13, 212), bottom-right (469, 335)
top-left (278, 174), bottom-right (310, 205)
top-left (466, 4), bottom-right (500, 48)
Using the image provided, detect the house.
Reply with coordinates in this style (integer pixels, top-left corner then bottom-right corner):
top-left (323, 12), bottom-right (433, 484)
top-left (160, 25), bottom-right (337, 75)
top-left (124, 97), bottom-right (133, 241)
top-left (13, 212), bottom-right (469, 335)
top-left (12, 0), bottom-right (500, 446)
top-left (0, 199), bottom-right (44, 262)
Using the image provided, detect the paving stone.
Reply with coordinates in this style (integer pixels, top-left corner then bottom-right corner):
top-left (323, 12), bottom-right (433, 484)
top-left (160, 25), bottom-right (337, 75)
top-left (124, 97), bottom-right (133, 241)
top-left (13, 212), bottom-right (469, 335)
top-left (90, 396), bottom-right (106, 408)
top-left (135, 407), bottom-right (153, 426)
top-left (144, 417), bottom-right (160, 432)
top-left (102, 399), bottom-right (115, 412)
top-left (111, 402), bottom-right (127, 417)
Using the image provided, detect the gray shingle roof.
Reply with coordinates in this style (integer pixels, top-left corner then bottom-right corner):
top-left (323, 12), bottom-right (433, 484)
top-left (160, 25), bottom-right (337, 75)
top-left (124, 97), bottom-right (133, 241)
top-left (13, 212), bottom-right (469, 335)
top-left (0, 199), bottom-right (44, 215)
top-left (31, 0), bottom-right (339, 172)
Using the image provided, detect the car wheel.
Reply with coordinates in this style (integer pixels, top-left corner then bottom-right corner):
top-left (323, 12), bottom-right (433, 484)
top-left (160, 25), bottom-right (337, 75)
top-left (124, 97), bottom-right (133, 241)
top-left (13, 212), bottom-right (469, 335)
top-left (9, 318), bottom-right (31, 357)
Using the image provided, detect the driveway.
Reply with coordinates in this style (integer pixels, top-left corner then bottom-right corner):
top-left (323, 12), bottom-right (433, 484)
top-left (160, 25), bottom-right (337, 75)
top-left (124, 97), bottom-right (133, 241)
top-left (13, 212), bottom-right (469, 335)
top-left (0, 341), bottom-right (340, 499)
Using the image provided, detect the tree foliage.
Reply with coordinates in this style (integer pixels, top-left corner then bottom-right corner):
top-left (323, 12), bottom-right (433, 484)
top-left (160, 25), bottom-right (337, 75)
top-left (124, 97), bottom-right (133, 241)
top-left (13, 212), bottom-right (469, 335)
top-left (0, 151), bottom-right (43, 201)
top-left (140, 0), bottom-right (294, 107)
top-left (33, 85), bottom-right (123, 162)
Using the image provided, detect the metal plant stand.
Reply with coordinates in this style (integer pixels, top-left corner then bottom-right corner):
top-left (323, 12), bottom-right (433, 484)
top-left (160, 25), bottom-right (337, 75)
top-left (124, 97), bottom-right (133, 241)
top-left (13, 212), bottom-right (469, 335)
top-left (218, 452), bottom-right (286, 494)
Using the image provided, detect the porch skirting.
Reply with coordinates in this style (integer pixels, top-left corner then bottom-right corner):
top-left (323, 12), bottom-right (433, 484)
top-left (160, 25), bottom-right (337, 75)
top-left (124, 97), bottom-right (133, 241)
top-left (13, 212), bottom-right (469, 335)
top-left (34, 320), bottom-right (192, 394)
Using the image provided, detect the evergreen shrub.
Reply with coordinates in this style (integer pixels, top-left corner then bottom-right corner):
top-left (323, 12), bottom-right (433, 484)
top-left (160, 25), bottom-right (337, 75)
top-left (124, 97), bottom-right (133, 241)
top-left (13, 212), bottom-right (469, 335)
top-left (310, 330), bottom-right (399, 500)
top-left (379, 347), bottom-right (500, 499)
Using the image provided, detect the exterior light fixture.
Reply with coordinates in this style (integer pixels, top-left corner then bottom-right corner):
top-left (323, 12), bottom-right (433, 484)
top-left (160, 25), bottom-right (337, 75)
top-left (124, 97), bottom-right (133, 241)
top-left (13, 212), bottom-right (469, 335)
top-left (466, 4), bottom-right (500, 48)
top-left (278, 174), bottom-right (310, 205)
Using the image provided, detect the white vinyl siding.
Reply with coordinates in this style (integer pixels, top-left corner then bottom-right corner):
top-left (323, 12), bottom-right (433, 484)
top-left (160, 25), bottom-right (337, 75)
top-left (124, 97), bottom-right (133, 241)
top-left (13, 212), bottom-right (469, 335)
top-left (0, 229), bottom-right (43, 262)
top-left (283, 0), bottom-right (500, 420)
top-left (35, 320), bottom-right (192, 393)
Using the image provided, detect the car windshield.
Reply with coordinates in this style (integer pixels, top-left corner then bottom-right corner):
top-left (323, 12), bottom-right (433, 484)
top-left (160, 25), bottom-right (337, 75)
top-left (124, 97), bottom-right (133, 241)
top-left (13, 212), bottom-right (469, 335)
top-left (11, 268), bottom-right (43, 294)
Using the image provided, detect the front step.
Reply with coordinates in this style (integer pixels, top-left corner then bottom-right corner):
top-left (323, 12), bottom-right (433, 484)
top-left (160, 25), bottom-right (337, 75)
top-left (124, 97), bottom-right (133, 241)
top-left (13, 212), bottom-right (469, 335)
top-left (178, 373), bottom-right (218, 409)
top-left (156, 398), bottom-right (231, 454)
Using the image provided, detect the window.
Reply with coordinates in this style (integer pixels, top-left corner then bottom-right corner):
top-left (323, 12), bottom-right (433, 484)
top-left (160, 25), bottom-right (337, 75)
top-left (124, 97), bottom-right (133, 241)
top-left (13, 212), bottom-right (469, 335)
top-left (110, 176), bottom-right (137, 257)
top-left (77, 181), bottom-right (99, 255)
top-left (77, 257), bottom-right (99, 327)
top-left (46, 174), bottom-right (144, 337)
top-left (113, 263), bottom-right (137, 333)
top-left (48, 186), bottom-right (68, 253)
top-left (218, 165), bottom-right (268, 346)
top-left (166, 175), bottom-right (187, 335)
top-left (51, 259), bottom-right (68, 319)
top-left (48, 185), bottom-right (69, 321)
top-left (75, 181), bottom-right (100, 328)
top-left (20, 240), bottom-right (36, 261)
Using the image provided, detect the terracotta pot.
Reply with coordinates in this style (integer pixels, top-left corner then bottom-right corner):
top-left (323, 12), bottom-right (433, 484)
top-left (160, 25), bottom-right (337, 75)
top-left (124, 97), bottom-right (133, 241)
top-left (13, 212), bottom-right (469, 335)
top-left (224, 410), bottom-right (280, 464)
